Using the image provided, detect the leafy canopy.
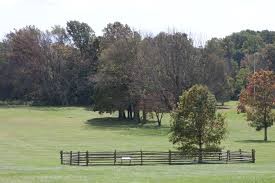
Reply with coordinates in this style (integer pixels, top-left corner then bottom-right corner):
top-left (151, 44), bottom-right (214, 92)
top-left (170, 85), bottom-right (227, 154)
top-left (239, 70), bottom-right (275, 141)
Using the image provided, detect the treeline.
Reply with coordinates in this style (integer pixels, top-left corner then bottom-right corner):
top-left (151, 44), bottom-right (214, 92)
top-left (0, 21), bottom-right (99, 105)
top-left (0, 21), bottom-right (274, 123)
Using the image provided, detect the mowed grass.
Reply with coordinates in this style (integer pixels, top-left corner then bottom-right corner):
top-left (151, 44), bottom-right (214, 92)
top-left (0, 102), bottom-right (275, 183)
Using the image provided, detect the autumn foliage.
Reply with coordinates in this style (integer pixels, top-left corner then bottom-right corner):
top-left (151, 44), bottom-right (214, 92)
top-left (239, 70), bottom-right (275, 141)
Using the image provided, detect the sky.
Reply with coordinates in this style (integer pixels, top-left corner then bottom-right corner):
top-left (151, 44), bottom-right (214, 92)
top-left (0, 0), bottom-right (275, 41)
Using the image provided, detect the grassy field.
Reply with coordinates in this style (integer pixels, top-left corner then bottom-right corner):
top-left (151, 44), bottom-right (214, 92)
top-left (0, 101), bottom-right (275, 183)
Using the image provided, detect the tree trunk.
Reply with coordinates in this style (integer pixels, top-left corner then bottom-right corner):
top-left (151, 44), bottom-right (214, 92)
top-left (142, 110), bottom-right (147, 122)
top-left (134, 110), bottom-right (140, 123)
top-left (264, 107), bottom-right (268, 142)
top-left (127, 104), bottom-right (132, 119)
top-left (155, 112), bottom-right (163, 127)
top-left (198, 132), bottom-right (203, 163)
top-left (198, 143), bottom-right (203, 163)
top-left (118, 109), bottom-right (126, 119)
top-left (118, 109), bottom-right (123, 119)
top-left (129, 104), bottom-right (133, 119)
top-left (157, 120), bottom-right (161, 127)
top-left (122, 111), bottom-right (126, 119)
top-left (264, 126), bottom-right (268, 142)
top-left (127, 109), bottom-right (130, 119)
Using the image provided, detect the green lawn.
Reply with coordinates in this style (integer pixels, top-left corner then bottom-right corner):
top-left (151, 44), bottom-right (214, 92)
top-left (0, 102), bottom-right (275, 183)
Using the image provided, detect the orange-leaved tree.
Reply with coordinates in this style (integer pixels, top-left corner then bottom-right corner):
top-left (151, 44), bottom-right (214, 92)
top-left (239, 70), bottom-right (275, 141)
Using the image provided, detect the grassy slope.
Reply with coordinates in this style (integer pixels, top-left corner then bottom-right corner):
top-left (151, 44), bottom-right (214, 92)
top-left (0, 102), bottom-right (275, 183)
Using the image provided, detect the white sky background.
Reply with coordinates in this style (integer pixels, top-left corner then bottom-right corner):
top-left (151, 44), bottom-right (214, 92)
top-left (0, 0), bottom-right (275, 42)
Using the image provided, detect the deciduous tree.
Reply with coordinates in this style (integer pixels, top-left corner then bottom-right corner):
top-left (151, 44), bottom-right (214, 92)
top-left (170, 85), bottom-right (227, 162)
top-left (239, 70), bottom-right (275, 141)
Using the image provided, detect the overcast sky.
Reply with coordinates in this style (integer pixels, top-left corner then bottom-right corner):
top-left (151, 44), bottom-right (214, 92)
top-left (1, 0), bottom-right (275, 41)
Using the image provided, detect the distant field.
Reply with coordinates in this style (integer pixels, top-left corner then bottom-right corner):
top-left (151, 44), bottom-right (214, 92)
top-left (0, 101), bottom-right (275, 183)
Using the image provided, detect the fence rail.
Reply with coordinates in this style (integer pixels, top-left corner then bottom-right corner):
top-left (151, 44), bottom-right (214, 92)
top-left (60, 149), bottom-right (255, 166)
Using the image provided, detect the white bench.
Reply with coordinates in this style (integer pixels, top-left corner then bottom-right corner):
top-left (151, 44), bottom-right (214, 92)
top-left (121, 157), bottom-right (132, 165)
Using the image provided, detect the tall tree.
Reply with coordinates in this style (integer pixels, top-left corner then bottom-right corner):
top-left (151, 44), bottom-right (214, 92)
top-left (170, 85), bottom-right (226, 162)
top-left (66, 21), bottom-right (99, 104)
top-left (1, 23), bottom-right (99, 105)
top-left (3, 26), bottom-right (47, 101)
top-left (240, 70), bottom-right (275, 141)
top-left (150, 32), bottom-right (199, 105)
top-left (66, 20), bottom-right (98, 57)
top-left (234, 68), bottom-right (251, 97)
top-left (215, 75), bottom-right (234, 105)
top-left (94, 22), bottom-right (141, 119)
top-left (262, 44), bottom-right (275, 71)
top-left (100, 22), bottom-right (136, 49)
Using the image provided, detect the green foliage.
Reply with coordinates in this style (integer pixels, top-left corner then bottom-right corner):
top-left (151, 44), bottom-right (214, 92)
top-left (101, 22), bottom-right (137, 49)
top-left (66, 20), bottom-right (97, 57)
top-left (259, 30), bottom-right (275, 44)
top-left (0, 24), bottom-right (98, 105)
top-left (240, 70), bottom-right (275, 141)
top-left (248, 108), bottom-right (275, 131)
top-left (207, 30), bottom-right (275, 99)
top-left (234, 68), bottom-right (251, 97)
top-left (262, 44), bottom-right (275, 71)
top-left (170, 85), bottom-right (227, 155)
top-left (220, 30), bottom-right (275, 70)
top-left (215, 75), bottom-right (235, 105)
top-left (93, 22), bottom-right (141, 119)
top-left (1, 23), bottom-right (275, 108)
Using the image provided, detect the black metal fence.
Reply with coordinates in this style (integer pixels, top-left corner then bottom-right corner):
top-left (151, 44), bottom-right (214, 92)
top-left (60, 149), bottom-right (255, 166)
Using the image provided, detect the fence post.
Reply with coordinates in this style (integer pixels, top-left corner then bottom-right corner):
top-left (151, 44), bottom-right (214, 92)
top-left (140, 150), bottom-right (143, 165)
top-left (226, 150), bottom-right (230, 163)
top-left (169, 150), bottom-right (171, 165)
top-left (86, 151), bottom-right (89, 166)
top-left (114, 150), bottom-right (116, 165)
top-left (70, 151), bottom-right (72, 165)
top-left (252, 149), bottom-right (255, 163)
top-left (218, 152), bottom-right (221, 161)
top-left (60, 150), bottom-right (63, 165)
top-left (77, 151), bottom-right (80, 166)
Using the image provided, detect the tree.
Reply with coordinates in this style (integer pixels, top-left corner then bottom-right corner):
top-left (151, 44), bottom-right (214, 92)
top-left (65, 21), bottom-right (99, 104)
top-left (0, 41), bottom-right (11, 100)
top-left (100, 22), bottom-right (136, 49)
top-left (3, 26), bottom-right (46, 101)
top-left (259, 30), bottom-right (275, 44)
top-left (215, 75), bottom-right (234, 105)
top-left (241, 52), bottom-right (269, 72)
top-left (262, 44), bottom-right (275, 71)
top-left (51, 25), bottom-right (70, 44)
top-left (239, 70), bottom-right (275, 141)
top-left (94, 22), bottom-right (142, 120)
top-left (170, 85), bottom-right (226, 162)
top-left (234, 68), bottom-right (251, 97)
top-left (147, 32), bottom-right (200, 105)
top-left (94, 39), bottom-right (133, 118)
top-left (0, 23), bottom-right (99, 105)
top-left (94, 34), bottom-right (141, 120)
top-left (202, 42), bottom-right (231, 101)
top-left (136, 36), bottom-right (174, 122)
top-left (66, 20), bottom-right (97, 57)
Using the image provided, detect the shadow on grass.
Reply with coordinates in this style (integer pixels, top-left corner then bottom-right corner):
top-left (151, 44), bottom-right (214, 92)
top-left (85, 117), bottom-right (170, 136)
top-left (86, 117), bottom-right (139, 128)
top-left (216, 106), bottom-right (231, 110)
top-left (235, 140), bottom-right (275, 143)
